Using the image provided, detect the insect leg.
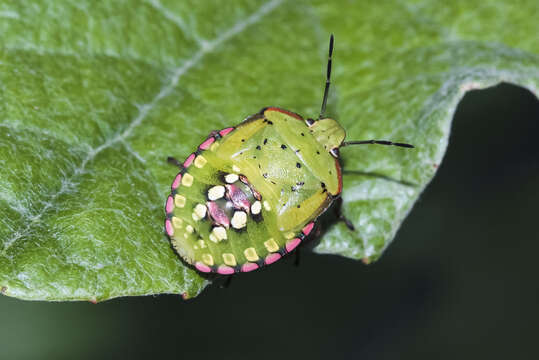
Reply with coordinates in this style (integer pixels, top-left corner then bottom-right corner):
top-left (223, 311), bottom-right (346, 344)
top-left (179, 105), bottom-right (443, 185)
top-left (294, 248), bottom-right (301, 267)
top-left (167, 156), bottom-right (184, 169)
top-left (219, 275), bottom-right (234, 289)
top-left (334, 197), bottom-right (355, 231)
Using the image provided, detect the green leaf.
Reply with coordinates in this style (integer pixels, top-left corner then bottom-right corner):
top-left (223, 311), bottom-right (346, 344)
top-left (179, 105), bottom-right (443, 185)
top-left (1, 0), bottom-right (537, 301)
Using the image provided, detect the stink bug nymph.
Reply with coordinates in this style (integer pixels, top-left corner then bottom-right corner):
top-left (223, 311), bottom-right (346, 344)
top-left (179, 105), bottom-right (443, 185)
top-left (164, 35), bottom-right (413, 275)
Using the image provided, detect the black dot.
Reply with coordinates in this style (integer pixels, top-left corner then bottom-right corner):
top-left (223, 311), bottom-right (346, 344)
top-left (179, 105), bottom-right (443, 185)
top-left (264, 138), bottom-right (268, 145)
top-left (241, 139), bottom-right (245, 142)
top-left (295, 149), bottom-right (300, 153)
top-left (253, 156), bottom-right (256, 159)
top-left (263, 173), bottom-right (268, 178)
top-left (296, 163), bottom-right (301, 168)
top-left (321, 182), bottom-right (326, 188)
top-left (316, 151), bottom-right (320, 155)
top-left (281, 144), bottom-right (287, 149)
top-left (256, 145), bottom-right (261, 150)
top-left (301, 133), bottom-right (304, 136)
top-left (297, 205), bottom-right (301, 208)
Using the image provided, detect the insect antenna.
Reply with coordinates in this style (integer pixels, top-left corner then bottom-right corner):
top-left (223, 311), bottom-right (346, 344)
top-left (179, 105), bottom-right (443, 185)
top-left (342, 140), bottom-right (414, 148)
top-left (319, 34), bottom-right (334, 120)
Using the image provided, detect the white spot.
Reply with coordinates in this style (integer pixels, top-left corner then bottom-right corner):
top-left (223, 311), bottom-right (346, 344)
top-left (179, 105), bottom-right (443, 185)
top-left (212, 226), bottom-right (227, 241)
top-left (251, 201), bottom-right (262, 215)
top-left (231, 211), bottom-right (247, 229)
top-left (186, 225), bottom-right (194, 234)
top-left (182, 173), bottom-right (194, 187)
top-left (209, 234), bottom-right (218, 243)
top-left (194, 155), bottom-right (207, 168)
top-left (197, 239), bottom-right (206, 248)
top-left (223, 253), bottom-right (237, 266)
top-left (202, 253), bottom-right (214, 266)
top-left (174, 194), bottom-right (186, 208)
top-left (172, 217), bottom-right (183, 228)
top-left (264, 238), bottom-right (279, 252)
top-left (263, 201), bottom-right (271, 211)
top-left (192, 203), bottom-right (207, 221)
top-left (225, 173), bottom-right (239, 183)
top-left (232, 165), bottom-right (241, 173)
top-left (244, 247), bottom-right (259, 261)
top-left (208, 185), bottom-right (225, 200)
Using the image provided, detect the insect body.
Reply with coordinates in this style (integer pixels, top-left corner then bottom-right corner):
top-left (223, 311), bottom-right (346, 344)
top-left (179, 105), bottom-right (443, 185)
top-left (164, 35), bottom-right (413, 274)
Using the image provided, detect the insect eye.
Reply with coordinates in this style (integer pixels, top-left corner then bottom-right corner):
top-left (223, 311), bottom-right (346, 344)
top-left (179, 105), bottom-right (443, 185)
top-left (305, 118), bottom-right (315, 127)
top-left (330, 147), bottom-right (340, 158)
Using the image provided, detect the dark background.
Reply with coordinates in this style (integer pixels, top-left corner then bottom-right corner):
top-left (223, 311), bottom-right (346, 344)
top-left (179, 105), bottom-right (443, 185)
top-left (1, 83), bottom-right (538, 359)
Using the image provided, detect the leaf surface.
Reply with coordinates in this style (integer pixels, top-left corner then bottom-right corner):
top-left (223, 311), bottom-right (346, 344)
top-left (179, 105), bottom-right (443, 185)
top-left (0, 0), bottom-right (537, 300)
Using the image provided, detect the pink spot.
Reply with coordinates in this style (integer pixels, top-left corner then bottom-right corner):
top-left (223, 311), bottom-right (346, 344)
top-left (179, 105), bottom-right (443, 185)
top-left (217, 265), bottom-right (235, 275)
top-left (165, 219), bottom-right (174, 236)
top-left (219, 127), bottom-right (234, 137)
top-left (265, 253), bottom-right (282, 265)
top-left (199, 137), bottom-right (215, 150)
top-left (171, 173), bottom-right (182, 191)
top-left (207, 201), bottom-right (230, 227)
top-left (225, 184), bottom-right (251, 212)
top-left (181, 292), bottom-right (189, 300)
top-left (165, 195), bottom-right (174, 213)
top-left (195, 262), bottom-right (212, 273)
top-left (183, 153), bottom-right (195, 168)
top-left (302, 222), bottom-right (314, 236)
top-left (241, 262), bottom-right (259, 272)
top-left (286, 238), bottom-right (301, 252)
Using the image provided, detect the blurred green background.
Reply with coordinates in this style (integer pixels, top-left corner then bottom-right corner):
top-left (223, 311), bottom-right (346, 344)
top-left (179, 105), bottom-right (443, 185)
top-left (1, 83), bottom-right (538, 359)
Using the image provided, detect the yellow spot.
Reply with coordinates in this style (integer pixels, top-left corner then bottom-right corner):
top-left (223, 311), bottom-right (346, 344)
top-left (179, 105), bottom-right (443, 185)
top-left (244, 247), bottom-right (259, 262)
top-left (231, 211), bottom-right (247, 229)
top-left (263, 200), bottom-right (271, 211)
top-left (208, 185), bottom-right (225, 201)
top-left (192, 203), bottom-right (207, 221)
top-left (212, 226), bottom-right (227, 241)
top-left (264, 238), bottom-right (279, 252)
top-left (186, 225), bottom-right (194, 234)
top-left (183, 233), bottom-right (188, 239)
top-left (197, 239), bottom-right (207, 248)
top-left (202, 253), bottom-right (214, 266)
top-left (210, 142), bottom-right (220, 152)
top-left (225, 174), bottom-right (239, 183)
top-left (174, 194), bottom-right (186, 208)
top-left (285, 232), bottom-right (295, 239)
top-left (182, 173), bottom-right (194, 187)
top-left (223, 253), bottom-right (237, 266)
top-left (251, 201), bottom-right (262, 215)
top-left (194, 155), bottom-right (207, 168)
top-left (172, 217), bottom-right (183, 229)
top-left (209, 234), bottom-right (218, 243)
top-left (232, 165), bottom-right (241, 173)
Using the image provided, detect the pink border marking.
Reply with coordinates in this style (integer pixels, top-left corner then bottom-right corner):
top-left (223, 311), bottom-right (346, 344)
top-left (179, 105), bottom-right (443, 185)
top-left (165, 195), bottom-right (174, 213)
top-left (286, 238), bottom-right (301, 252)
top-left (265, 253), bottom-right (282, 265)
top-left (217, 265), bottom-right (235, 275)
top-left (199, 137), bottom-right (215, 150)
top-left (241, 262), bottom-right (259, 272)
top-left (195, 262), bottom-right (212, 273)
top-left (165, 219), bottom-right (174, 236)
top-left (171, 173), bottom-right (182, 190)
top-left (302, 222), bottom-right (314, 236)
top-left (183, 153), bottom-right (195, 168)
top-left (219, 127), bottom-right (234, 137)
